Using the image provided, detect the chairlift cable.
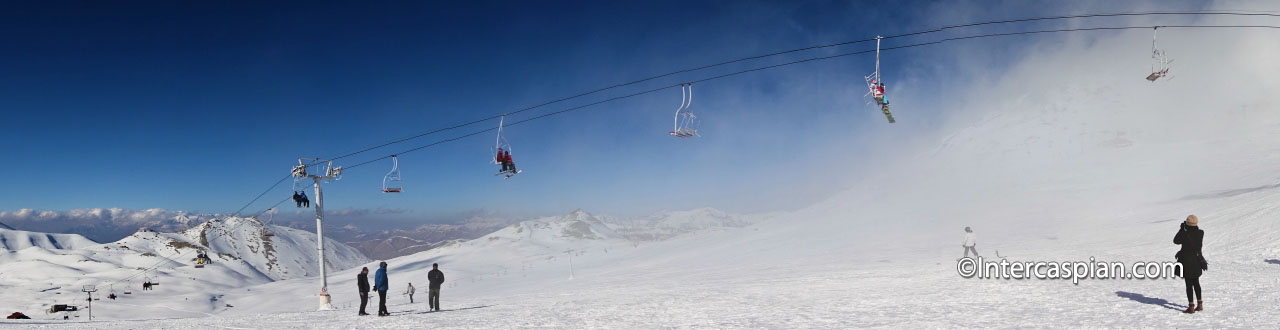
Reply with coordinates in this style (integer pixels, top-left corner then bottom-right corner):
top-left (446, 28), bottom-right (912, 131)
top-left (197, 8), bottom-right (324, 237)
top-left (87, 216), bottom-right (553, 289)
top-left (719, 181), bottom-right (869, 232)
top-left (313, 11), bottom-right (1280, 163)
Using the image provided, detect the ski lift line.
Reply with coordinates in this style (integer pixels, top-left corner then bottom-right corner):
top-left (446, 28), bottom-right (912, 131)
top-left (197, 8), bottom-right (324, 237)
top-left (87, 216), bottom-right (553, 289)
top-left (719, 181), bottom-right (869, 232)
top-left (326, 114), bottom-right (504, 162)
top-left (689, 24), bottom-right (1280, 85)
top-left (340, 83), bottom-right (680, 170)
top-left (337, 23), bottom-right (1280, 174)
top-left (930, 11), bottom-right (1280, 33)
top-left (306, 11), bottom-right (1277, 165)
top-left (231, 174), bottom-right (292, 217)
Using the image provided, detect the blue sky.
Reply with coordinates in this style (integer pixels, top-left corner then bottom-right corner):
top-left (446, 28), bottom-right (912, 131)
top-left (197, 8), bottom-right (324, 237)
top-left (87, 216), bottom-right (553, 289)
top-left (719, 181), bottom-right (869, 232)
top-left (0, 1), bottom-right (1211, 222)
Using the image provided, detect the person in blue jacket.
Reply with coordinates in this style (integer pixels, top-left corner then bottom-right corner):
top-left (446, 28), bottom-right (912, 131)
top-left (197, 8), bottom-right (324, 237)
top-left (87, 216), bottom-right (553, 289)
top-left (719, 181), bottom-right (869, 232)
top-left (373, 261), bottom-right (390, 316)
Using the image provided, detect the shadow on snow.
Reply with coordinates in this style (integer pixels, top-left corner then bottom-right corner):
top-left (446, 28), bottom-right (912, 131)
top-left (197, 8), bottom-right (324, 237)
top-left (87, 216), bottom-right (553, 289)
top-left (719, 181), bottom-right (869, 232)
top-left (1177, 183), bottom-right (1280, 200)
top-left (397, 305), bottom-right (497, 315)
top-left (1114, 291), bottom-right (1185, 311)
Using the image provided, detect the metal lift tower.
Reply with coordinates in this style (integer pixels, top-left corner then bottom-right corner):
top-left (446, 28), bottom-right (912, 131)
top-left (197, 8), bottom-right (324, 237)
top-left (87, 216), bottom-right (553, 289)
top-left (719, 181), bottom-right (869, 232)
top-left (291, 158), bottom-right (342, 311)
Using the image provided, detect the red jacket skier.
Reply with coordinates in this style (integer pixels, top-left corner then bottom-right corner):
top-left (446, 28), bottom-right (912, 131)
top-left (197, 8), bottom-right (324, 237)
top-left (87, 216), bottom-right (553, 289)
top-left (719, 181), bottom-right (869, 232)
top-left (503, 151), bottom-right (516, 173)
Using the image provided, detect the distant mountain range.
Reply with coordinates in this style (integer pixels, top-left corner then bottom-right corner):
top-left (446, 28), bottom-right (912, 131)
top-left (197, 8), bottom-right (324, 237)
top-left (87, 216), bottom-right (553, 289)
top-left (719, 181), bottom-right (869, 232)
top-left (0, 226), bottom-right (98, 251)
top-left (342, 215), bottom-right (517, 260)
top-left (0, 207), bottom-right (762, 262)
top-left (0, 208), bottom-right (217, 243)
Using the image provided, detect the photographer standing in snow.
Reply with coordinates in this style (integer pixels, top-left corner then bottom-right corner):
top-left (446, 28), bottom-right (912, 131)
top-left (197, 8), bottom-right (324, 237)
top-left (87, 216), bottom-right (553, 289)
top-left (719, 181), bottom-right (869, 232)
top-left (962, 227), bottom-right (980, 258)
top-left (1174, 214), bottom-right (1206, 314)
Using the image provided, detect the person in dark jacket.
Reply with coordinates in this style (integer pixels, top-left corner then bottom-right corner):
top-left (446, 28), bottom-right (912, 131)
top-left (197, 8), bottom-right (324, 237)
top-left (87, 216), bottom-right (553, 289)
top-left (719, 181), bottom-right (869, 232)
top-left (293, 192), bottom-right (302, 208)
top-left (374, 261), bottom-right (390, 316)
top-left (356, 267), bottom-right (371, 316)
top-left (427, 263), bottom-right (445, 311)
top-left (1174, 214), bottom-right (1206, 314)
top-left (299, 191), bottom-right (310, 208)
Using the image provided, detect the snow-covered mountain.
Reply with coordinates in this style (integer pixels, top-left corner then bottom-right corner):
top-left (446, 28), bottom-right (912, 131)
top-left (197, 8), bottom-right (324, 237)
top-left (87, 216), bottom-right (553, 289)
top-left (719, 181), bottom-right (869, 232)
top-left (612, 207), bottom-right (761, 242)
top-left (344, 215), bottom-right (519, 260)
top-left (0, 216), bottom-right (369, 320)
top-left (0, 208), bottom-right (219, 243)
top-left (0, 227), bottom-right (97, 251)
top-left (104, 216), bottom-right (370, 281)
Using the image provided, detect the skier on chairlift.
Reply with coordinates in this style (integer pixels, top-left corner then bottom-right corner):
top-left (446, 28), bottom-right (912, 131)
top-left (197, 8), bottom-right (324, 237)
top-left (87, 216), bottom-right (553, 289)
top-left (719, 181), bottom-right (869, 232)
top-left (504, 150), bottom-right (517, 174)
top-left (496, 148), bottom-right (517, 174)
top-left (299, 191), bottom-right (310, 208)
top-left (496, 148), bottom-right (509, 173)
top-left (871, 80), bottom-right (888, 105)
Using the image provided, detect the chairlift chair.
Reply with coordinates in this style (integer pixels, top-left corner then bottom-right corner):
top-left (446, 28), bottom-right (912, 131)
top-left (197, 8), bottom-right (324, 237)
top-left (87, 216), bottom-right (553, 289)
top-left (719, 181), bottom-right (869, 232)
top-left (669, 83), bottom-right (699, 138)
top-left (382, 155), bottom-right (403, 193)
top-left (1146, 27), bottom-right (1172, 82)
top-left (492, 116), bottom-right (521, 177)
top-left (863, 36), bottom-right (895, 123)
top-left (194, 251), bottom-right (208, 268)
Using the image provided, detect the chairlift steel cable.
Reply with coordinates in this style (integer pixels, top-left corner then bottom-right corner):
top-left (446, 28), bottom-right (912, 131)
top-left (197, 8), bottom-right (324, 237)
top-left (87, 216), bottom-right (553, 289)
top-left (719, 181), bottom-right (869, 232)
top-left (313, 10), bottom-right (1280, 164)
top-left (335, 23), bottom-right (1280, 173)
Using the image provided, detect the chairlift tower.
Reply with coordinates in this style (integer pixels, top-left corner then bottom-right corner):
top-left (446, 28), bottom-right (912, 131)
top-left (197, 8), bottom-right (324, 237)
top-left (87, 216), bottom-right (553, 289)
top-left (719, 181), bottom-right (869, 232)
top-left (291, 158), bottom-right (343, 311)
top-left (81, 285), bottom-right (96, 321)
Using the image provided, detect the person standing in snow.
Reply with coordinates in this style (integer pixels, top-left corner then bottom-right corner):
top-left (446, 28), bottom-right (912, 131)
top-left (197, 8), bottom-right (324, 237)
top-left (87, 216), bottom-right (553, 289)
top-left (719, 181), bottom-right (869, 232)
top-left (356, 267), bottom-right (371, 316)
top-left (427, 263), bottom-right (445, 311)
top-left (1175, 214), bottom-right (1206, 314)
top-left (405, 283), bottom-right (415, 304)
top-left (374, 261), bottom-right (390, 316)
top-left (962, 227), bottom-right (980, 258)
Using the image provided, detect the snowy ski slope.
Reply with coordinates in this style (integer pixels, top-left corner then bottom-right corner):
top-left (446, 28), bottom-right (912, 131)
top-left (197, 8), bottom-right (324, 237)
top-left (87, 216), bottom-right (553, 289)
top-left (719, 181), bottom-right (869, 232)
top-left (5, 11), bottom-right (1280, 330)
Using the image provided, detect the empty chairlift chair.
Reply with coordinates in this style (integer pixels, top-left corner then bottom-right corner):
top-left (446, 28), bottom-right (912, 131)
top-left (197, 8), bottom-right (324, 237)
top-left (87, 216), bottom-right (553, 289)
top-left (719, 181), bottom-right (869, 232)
top-left (669, 83), bottom-right (699, 138)
top-left (382, 155), bottom-right (403, 193)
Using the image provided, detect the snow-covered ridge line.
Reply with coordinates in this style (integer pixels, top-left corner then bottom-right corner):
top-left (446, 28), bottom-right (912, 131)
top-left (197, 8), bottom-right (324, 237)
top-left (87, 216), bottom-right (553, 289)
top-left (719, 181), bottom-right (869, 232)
top-left (0, 227), bottom-right (97, 251)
